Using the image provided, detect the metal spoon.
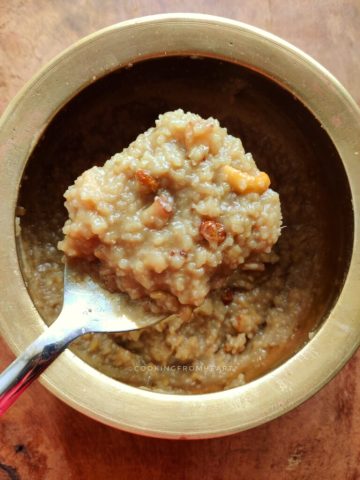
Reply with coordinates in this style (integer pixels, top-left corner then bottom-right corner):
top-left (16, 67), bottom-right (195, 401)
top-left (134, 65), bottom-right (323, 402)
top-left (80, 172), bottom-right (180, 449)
top-left (0, 259), bottom-right (164, 415)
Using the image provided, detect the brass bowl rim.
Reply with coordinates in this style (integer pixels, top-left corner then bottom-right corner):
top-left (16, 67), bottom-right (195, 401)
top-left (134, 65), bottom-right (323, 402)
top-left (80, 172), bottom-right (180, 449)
top-left (0, 13), bottom-right (360, 439)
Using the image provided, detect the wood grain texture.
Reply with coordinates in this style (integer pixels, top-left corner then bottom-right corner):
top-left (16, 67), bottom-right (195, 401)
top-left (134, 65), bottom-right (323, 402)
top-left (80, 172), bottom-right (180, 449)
top-left (0, 1), bottom-right (359, 478)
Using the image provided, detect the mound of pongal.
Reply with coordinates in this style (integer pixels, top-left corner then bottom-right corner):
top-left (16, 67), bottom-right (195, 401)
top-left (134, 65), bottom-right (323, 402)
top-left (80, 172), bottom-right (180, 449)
top-left (59, 110), bottom-right (282, 306)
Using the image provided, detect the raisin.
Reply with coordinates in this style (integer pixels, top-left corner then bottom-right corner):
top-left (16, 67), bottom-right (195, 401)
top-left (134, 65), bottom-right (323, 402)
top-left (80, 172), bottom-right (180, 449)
top-left (200, 220), bottom-right (226, 245)
top-left (221, 288), bottom-right (234, 305)
top-left (135, 169), bottom-right (159, 192)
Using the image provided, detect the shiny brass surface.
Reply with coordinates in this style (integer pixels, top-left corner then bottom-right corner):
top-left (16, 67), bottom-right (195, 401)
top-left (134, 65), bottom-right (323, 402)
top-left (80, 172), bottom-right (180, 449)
top-left (0, 14), bottom-right (359, 439)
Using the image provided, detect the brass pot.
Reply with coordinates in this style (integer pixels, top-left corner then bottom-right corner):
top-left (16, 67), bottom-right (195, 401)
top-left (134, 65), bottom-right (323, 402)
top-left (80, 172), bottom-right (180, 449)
top-left (0, 14), bottom-right (359, 439)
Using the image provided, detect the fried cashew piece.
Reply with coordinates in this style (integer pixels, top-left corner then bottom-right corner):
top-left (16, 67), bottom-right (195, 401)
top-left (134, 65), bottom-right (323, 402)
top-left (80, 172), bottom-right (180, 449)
top-left (142, 194), bottom-right (174, 229)
top-left (223, 165), bottom-right (270, 195)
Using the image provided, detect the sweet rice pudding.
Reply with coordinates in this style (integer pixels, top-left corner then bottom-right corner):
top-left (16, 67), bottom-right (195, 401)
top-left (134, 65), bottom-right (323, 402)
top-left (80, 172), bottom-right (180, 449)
top-left (18, 57), bottom-right (346, 394)
top-left (55, 108), bottom-right (283, 392)
top-left (59, 110), bottom-right (281, 311)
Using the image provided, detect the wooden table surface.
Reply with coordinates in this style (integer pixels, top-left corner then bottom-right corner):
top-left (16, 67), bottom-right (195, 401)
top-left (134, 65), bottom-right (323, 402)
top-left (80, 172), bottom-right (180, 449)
top-left (0, 1), bottom-right (359, 479)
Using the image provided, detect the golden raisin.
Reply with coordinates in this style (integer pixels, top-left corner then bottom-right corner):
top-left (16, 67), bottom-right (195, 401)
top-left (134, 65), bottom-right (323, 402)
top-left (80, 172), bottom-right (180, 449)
top-left (200, 220), bottom-right (226, 245)
top-left (135, 169), bottom-right (159, 192)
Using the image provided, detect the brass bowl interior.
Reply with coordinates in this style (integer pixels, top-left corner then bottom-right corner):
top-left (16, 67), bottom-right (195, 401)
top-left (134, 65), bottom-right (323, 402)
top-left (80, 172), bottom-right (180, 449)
top-left (0, 14), bottom-right (359, 438)
top-left (17, 55), bottom-right (353, 389)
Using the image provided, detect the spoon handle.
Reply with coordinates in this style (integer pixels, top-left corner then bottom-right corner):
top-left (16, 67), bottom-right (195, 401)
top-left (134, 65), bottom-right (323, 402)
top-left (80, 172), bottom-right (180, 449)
top-left (0, 312), bottom-right (83, 415)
